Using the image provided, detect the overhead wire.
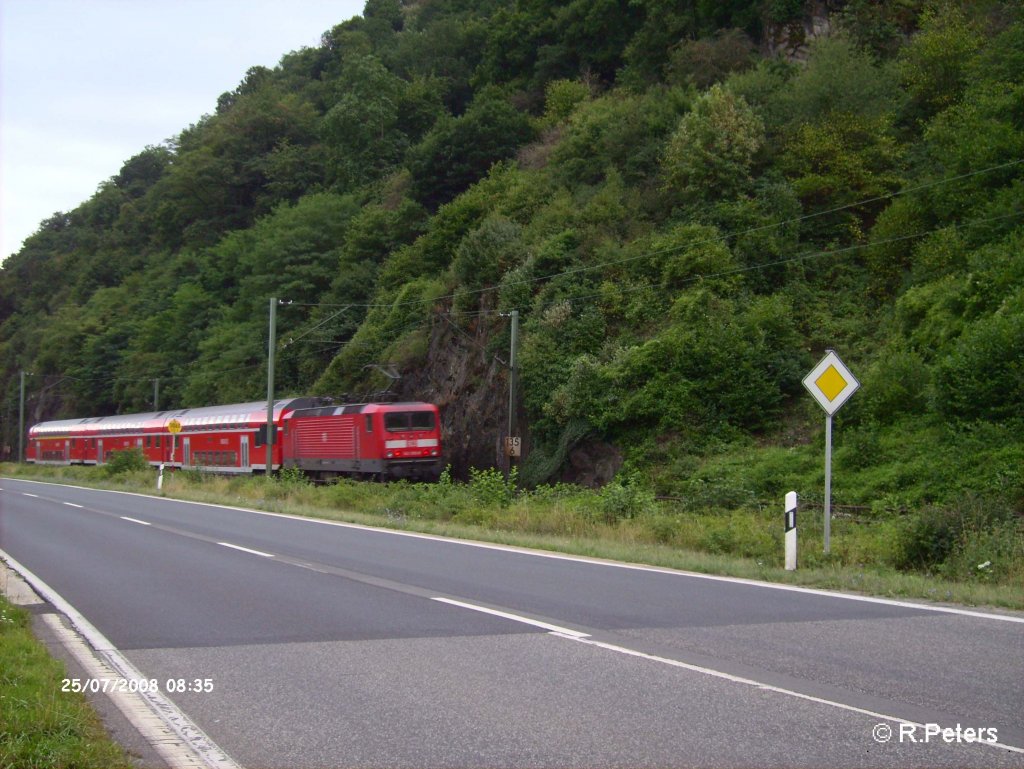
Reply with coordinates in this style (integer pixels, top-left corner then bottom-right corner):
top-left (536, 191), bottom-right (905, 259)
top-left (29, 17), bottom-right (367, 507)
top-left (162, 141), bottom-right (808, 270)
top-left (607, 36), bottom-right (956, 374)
top-left (21, 158), bottom-right (1023, 406)
top-left (303, 157), bottom-right (1023, 312)
top-left (482, 208), bottom-right (1024, 317)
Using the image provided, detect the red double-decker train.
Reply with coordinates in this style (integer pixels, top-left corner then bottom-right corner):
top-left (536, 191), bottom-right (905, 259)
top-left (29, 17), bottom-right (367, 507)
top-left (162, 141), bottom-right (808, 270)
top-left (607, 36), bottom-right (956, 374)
top-left (26, 398), bottom-right (443, 481)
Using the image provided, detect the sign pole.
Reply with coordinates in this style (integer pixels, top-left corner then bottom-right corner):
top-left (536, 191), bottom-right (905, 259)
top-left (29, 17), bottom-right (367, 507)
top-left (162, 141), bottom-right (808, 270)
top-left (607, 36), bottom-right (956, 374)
top-left (166, 419), bottom-right (181, 471)
top-left (824, 415), bottom-right (832, 554)
top-left (801, 349), bottom-right (859, 556)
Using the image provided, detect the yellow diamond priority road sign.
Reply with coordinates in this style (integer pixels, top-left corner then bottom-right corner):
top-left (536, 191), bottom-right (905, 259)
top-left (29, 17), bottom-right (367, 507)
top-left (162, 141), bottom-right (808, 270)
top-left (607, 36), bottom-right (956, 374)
top-left (802, 350), bottom-right (860, 416)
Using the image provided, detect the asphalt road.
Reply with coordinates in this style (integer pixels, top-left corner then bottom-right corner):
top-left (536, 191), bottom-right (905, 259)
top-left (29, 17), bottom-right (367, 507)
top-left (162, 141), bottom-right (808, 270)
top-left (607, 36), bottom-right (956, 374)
top-left (1, 476), bottom-right (1022, 769)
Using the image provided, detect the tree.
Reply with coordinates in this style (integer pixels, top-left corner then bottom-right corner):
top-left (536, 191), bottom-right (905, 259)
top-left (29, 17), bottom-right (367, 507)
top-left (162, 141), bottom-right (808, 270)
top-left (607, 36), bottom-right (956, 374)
top-left (667, 29), bottom-right (756, 90)
top-left (780, 111), bottom-right (903, 244)
top-left (451, 215), bottom-right (524, 309)
top-left (773, 36), bottom-right (902, 133)
top-left (933, 308), bottom-right (1024, 424)
top-left (897, 3), bottom-right (983, 126)
top-left (661, 84), bottom-right (764, 205)
top-left (407, 94), bottom-right (534, 208)
top-left (321, 55), bottom-right (406, 189)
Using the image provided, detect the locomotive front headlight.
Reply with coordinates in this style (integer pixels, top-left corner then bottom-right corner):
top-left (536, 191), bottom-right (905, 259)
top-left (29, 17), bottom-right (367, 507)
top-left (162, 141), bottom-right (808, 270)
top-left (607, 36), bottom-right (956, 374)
top-left (386, 451), bottom-right (394, 458)
top-left (431, 450), bottom-right (438, 456)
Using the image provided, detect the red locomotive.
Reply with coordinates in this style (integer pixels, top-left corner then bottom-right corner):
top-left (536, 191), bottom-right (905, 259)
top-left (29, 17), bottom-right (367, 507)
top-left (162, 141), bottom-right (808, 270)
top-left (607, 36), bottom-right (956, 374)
top-left (25, 398), bottom-right (443, 481)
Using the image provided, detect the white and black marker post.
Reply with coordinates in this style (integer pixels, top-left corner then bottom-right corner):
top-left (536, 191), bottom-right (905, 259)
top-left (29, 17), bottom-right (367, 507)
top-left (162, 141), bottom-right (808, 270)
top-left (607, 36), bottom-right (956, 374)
top-left (785, 491), bottom-right (797, 570)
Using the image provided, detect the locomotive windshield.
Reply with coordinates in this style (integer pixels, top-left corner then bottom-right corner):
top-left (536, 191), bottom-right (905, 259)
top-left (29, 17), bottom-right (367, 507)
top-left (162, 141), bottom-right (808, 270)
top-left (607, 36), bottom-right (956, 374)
top-left (384, 411), bottom-right (435, 432)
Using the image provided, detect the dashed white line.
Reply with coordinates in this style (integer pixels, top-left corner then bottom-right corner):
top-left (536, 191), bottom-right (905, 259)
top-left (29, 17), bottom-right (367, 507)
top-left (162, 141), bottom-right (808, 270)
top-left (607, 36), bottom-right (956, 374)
top-left (120, 516), bottom-right (150, 525)
top-left (217, 542), bottom-right (274, 558)
top-left (431, 596), bottom-right (590, 638)
top-left (64, 502), bottom-right (83, 508)
top-left (22, 492), bottom-right (39, 497)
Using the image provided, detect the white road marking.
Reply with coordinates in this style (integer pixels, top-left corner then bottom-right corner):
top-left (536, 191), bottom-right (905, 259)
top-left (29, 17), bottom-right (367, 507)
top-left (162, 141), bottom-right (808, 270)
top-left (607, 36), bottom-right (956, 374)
top-left (0, 549), bottom-right (242, 769)
top-left (217, 542), bottom-right (274, 558)
top-left (554, 632), bottom-right (1024, 755)
top-left (22, 492), bottom-right (39, 497)
top-left (120, 516), bottom-right (150, 525)
top-left (64, 502), bottom-right (83, 508)
top-left (432, 596), bottom-right (590, 638)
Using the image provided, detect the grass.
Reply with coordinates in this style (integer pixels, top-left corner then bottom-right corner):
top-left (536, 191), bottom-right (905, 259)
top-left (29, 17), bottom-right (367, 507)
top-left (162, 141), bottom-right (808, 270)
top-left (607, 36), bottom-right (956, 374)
top-left (0, 594), bottom-right (133, 769)
top-left (3, 461), bottom-right (1022, 611)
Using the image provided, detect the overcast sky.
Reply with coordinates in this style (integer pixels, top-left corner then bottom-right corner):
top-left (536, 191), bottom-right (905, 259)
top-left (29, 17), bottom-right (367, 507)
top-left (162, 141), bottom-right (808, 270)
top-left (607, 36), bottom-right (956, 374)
top-left (0, 0), bottom-right (365, 262)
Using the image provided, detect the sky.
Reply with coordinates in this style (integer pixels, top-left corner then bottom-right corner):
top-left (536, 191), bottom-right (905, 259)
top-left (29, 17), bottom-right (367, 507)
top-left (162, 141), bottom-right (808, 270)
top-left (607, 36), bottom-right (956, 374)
top-left (0, 0), bottom-right (366, 262)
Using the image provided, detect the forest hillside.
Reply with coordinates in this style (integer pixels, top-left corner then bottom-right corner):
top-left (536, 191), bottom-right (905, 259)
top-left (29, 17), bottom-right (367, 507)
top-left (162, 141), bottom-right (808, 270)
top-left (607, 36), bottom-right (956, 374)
top-left (1, 0), bottom-right (1022, 551)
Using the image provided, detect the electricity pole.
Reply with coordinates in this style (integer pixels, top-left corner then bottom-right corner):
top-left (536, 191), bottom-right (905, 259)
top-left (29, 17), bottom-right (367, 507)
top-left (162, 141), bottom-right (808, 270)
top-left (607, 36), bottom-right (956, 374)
top-left (18, 370), bottom-right (26, 463)
top-left (500, 310), bottom-right (520, 480)
top-left (266, 297), bottom-right (277, 474)
top-left (507, 309), bottom-right (518, 444)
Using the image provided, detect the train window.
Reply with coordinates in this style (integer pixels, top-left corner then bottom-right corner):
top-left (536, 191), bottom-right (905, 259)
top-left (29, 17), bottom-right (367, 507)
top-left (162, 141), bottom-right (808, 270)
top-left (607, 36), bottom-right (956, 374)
top-left (255, 424), bottom-right (276, 447)
top-left (155, 435), bottom-right (161, 448)
top-left (365, 415), bottom-right (373, 433)
top-left (410, 411), bottom-right (434, 430)
top-left (384, 411), bottom-right (435, 432)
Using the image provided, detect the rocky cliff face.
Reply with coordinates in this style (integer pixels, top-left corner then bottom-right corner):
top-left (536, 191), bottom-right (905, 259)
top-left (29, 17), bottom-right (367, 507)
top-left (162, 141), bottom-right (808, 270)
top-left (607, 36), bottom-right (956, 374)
top-left (392, 315), bottom-right (511, 479)
top-left (392, 315), bottom-right (622, 485)
top-left (764, 0), bottom-right (838, 62)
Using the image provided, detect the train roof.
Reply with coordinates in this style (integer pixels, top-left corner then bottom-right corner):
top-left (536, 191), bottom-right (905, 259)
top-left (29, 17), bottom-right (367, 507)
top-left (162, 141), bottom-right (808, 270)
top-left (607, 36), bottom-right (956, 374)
top-left (290, 401), bottom-right (437, 418)
top-left (28, 397), bottom-right (326, 437)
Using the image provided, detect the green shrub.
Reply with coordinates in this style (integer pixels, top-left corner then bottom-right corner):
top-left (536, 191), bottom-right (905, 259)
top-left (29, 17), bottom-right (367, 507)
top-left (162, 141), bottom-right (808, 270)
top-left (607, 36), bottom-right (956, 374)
top-left (276, 466), bottom-right (311, 487)
top-left (468, 466), bottom-right (518, 508)
top-left (933, 311), bottom-right (1024, 423)
top-left (103, 448), bottom-right (149, 476)
top-left (894, 506), bottom-right (961, 570)
top-left (595, 471), bottom-right (658, 523)
top-left (942, 516), bottom-right (1024, 583)
top-left (893, 495), bottom-right (1019, 573)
